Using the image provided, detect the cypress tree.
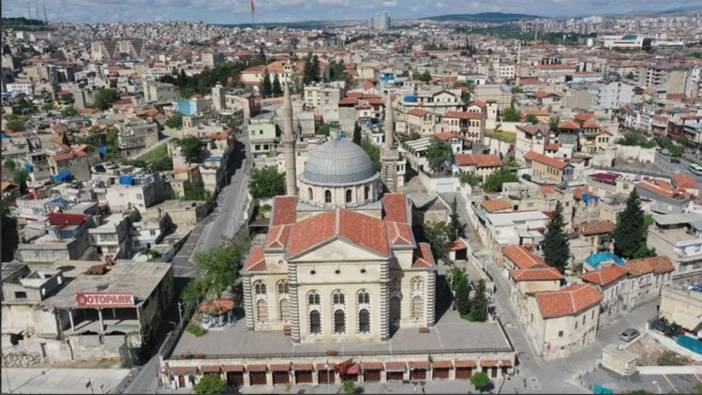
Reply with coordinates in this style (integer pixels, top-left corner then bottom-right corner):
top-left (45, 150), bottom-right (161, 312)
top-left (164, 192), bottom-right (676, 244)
top-left (448, 198), bottom-right (465, 242)
top-left (272, 74), bottom-right (282, 97)
top-left (542, 200), bottom-right (570, 273)
top-left (614, 189), bottom-right (646, 259)
top-left (261, 71), bottom-right (272, 98)
top-left (454, 275), bottom-right (470, 316)
top-left (470, 279), bottom-right (488, 322)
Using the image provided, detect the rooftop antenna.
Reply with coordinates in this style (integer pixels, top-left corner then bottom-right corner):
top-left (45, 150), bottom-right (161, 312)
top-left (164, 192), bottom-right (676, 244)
top-left (250, 0), bottom-right (255, 25)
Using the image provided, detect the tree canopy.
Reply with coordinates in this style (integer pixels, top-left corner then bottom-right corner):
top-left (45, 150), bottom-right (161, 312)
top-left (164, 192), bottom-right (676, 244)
top-left (260, 71), bottom-right (273, 98)
top-left (426, 138), bottom-right (454, 174)
top-left (93, 88), bottom-right (120, 110)
top-left (470, 279), bottom-right (488, 322)
top-left (501, 106), bottom-right (521, 122)
top-left (177, 136), bottom-right (206, 163)
top-left (470, 371), bottom-right (492, 393)
top-left (482, 168), bottom-right (517, 192)
top-left (193, 374), bottom-right (227, 395)
top-left (360, 137), bottom-right (380, 171)
top-left (542, 201), bottom-right (570, 273)
top-left (423, 221), bottom-right (449, 260)
top-left (165, 114), bottom-right (183, 129)
top-left (60, 106), bottom-right (79, 117)
top-left (448, 198), bottom-right (465, 242)
top-left (249, 166), bottom-right (285, 198)
top-left (614, 189), bottom-right (653, 259)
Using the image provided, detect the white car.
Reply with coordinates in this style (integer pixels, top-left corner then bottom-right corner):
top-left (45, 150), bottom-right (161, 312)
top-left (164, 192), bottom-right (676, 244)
top-left (689, 164), bottom-right (702, 176)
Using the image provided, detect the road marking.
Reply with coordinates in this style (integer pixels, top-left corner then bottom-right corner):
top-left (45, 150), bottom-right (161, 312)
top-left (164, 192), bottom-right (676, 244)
top-left (662, 374), bottom-right (676, 392)
top-left (695, 374), bottom-right (702, 384)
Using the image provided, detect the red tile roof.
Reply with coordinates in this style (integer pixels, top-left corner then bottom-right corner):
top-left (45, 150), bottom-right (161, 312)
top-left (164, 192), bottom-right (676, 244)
top-left (444, 111), bottom-right (483, 120)
top-left (523, 150), bottom-right (567, 170)
top-left (383, 193), bottom-right (408, 223)
top-left (287, 210), bottom-right (389, 258)
top-left (455, 154), bottom-right (502, 168)
top-left (481, 198), bottom-right (512, 213)
top-left (510, 266), bottom-right (564, 282)
top-left (407, 108), bottom-right (429, 117)
top-left (503, 244), bottom-right (545, 269)
top-left (672, 173), bottom-right (697, 190)
top-left (559, 119), bottom-right (581, 129)
top-left (385, 221), bottom-right (415, 247)
top-left (573, 186), bottom-right (589, 200)
top-left (579, 264), bottom-right (629, 286)
top-left (271, 196), bottom-right (297, 226)
top-left (435, 132), bottom-right (460, 142)
top-left (446, 239), bottom-right (467, 251)
top-left (243, 246), bottom-right (267, 272)
top-left (413, 242), bottom-right (435, 268)
top-left (535, 284), bottom-right (602, 319)
top-left (265, 224), bottom-right (292, 249)
top-left (623, 256), bottom-right (674, 277)
top-left (578, 220), bottom-right (615, 236)
top-left (516, 124), bottom-right (542, 136)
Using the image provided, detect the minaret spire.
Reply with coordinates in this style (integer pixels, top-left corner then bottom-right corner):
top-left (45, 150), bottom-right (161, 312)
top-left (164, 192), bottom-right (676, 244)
top-left (380, 94), bottom-right (400, 192)
top-left (282, 82), bottom-right (297, 196)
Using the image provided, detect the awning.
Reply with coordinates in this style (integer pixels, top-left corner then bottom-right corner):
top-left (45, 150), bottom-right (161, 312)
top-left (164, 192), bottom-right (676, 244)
top-left (480, 359), bottom-right (512, 367)
top-left (167, 366), bottom-right (197, 375)
top-left (432, 360), bottom-right (453, 369)
top-left (408, 361), bottom-right (429, 370)
top-left (361, 362), bottom-right (383, 370)
top-left (454, 360), bottom-right (477, 368)
top-left (200, 365), bottom-right (221, 373)
top-left (270, 364), bottom-right (290, 372)
top-left (292, 363), bottom-right (314, 371)
top-left (222, 365), bottom-right (244, 372)
top-left (385, 362), bottom-right (406, 372)
top-left (246, 364), bottom-right (267, 372)
top-left (315, 363), bottom-right (336, 371)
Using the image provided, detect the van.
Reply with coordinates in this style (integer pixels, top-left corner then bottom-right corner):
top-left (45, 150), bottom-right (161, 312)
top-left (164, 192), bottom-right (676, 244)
top-left (689, 164), bottom-right (702, 176)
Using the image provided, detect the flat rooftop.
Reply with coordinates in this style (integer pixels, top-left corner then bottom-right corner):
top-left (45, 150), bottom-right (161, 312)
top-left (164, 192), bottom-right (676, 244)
top-left (41, 260), bottom-right (172, 309)
top-left (171, 309), bottom-right (513, 359)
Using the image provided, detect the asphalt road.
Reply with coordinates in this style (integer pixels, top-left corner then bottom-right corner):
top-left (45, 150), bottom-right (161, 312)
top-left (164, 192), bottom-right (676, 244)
top-left (171, 132), bottom-right (251, 278)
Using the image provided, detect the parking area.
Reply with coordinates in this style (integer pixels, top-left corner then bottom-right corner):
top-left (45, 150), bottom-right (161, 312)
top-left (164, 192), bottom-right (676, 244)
top-left (2, 368), bottom-right (130, 394)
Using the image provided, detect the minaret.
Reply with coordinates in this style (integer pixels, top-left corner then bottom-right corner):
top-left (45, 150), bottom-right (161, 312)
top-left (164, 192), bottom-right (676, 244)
top-left (516, 42), bottom-right (522, 86)
top-left (282, 82), bottom-right (297, 196)
top-left (380, 94), bottom-right (400, 192)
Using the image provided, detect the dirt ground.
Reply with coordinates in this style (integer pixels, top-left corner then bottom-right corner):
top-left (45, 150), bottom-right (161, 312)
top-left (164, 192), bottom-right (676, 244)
top-left (626, 334), bottom-right (690, 366)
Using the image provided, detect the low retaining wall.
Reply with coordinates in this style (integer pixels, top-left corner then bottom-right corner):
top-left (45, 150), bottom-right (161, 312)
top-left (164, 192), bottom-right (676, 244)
top-left (638, 365), bottom-right (702, 375)
top-left (647, 330), bottom-right (702, 362)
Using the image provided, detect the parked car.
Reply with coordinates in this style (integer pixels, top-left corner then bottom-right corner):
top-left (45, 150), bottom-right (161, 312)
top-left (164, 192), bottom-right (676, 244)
top-left (689, 163), bottom-right (702, 176)
top-left (620, 328), bottom-right (641, 342)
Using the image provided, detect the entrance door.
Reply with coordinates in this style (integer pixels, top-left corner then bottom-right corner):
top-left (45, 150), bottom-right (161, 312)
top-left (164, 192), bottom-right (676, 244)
top-left (386, 371), bottom-right (403, 381)
top-left (364, 370), bottom-right (381, 382)
top-left (273, 371), bottom-right (289, 384)
top-left (455, 367), bottom-right (472, 379)
top-left (410, 369), bottom-right (426, 381)
top-left (318, 370), bottom-right (333, 384)
top-left (177, 375), bottom-right (185, 388)
top-left (295, 371), bottom-right (312, 384)
top-left (250, 372), bottom-right (267, 385)
top-left (433, 368), bottom-right (449, 380)
top-left (226, 372), bottom-right (244, 387)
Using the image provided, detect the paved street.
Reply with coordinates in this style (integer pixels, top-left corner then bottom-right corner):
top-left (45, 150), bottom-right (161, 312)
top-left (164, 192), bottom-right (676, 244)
top-left (171, 132), bottom-right (251, 278)
top-left (1, 368), bottom-right (130, 394)
top-left (124, 352), bottom-right (160, 394)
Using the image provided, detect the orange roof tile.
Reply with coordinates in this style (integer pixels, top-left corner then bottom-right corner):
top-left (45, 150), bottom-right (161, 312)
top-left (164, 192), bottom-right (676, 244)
top-left (455, 154), bottom-right (501, 168)
top-left (623, 256), bottom-right (674, 277)
top-left (536, 284), bottom-right (602, 319)
top-left (579, 264), bottom-right (628, 286)
top-left (481, 198), bottom-right (512, 213)
top-left (503, 244), bottom-right (545, 269)
top-left (444, 111), bottom-right (484, 120)
top-left (271, 196), bottom-right (297, 226)
top-left (578, 220), bottom-right (615, 236)
top-left (672, 173), bottom-right (697, 190)
top-left (523, 150), bottom-right (567, 170)
top-left (383, 193), bottom-right (408, 223)
top-left (510, 266), bottom-right (564, 282)
top-left (244, 246), bottom-right (267, 272)
top-left (413, 242), bottom-right (435, 268)
top-left (385, 221), bottom-right (415, 247)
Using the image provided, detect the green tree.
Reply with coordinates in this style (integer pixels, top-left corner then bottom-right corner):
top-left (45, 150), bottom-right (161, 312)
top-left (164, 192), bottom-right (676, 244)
top-left (342, 379), bottom-right (357, 395)
top-left (272, 74), bottom-right (282, 97)
top-left (193, 374), bottom-right (227, 394)
top-left (260, 71), bottom-right (272, 98)
top-left (249, 166), bottom-right (285, 198)
top-left (150, 156), bottom-right (174, 172)
top-left (614, 189), bottom-right (647, 259)
top-left (461, 89), bottom-right (471, 103)
top-left (423, 221), bottom-right (449, 260)
top-left (177, 137), bottom-right (206, 163)
top-left (470, 279), bottom-right (488, 322)
top-left (1, 198), bottom-right (19, 262)
top-left (426, 138), bottom-right (454, 174)
top-left (192, 241), bottom-right (244, 301)
top-left (501, 106), bottom-right (521, 122)
top-left (542, 201), bottom-right (569, 273)
top-left (459, 172), bottom-right (480, 186)
top-left (5, 118), bottom-right (26, 132)
top-left (165, 114), bottom-right (183, 129)
top-left (482, 168), bottom-right (517, 193)
top-left (60, 106), bottom-right (79, 117)
top-left (414, 69), bottom-right (432, 82)
top-left (360, 137), bottom-right (380, 171)
top-left (454, 273), bottom-right (471, 316)
top-left (448, 198), bottom-right (464, 242)
top-left (525, 114), bottom-right (538, 124)
top-left (93, 88), bottom-right (120, 110)
top-left (4, 159), bottom-right (16, 172)
top-left (549, 116), bottom-right (560, 132)
top-left (315, 122), bottom-right (339, 137)
top-left (470, 371), bottom-right (492, 393)
top-left (691, 383), bottom-right (702, 394)
top-left (183, 184), bottom-right (212, 201)
top-left (12, 169), bottom-right (29, 194)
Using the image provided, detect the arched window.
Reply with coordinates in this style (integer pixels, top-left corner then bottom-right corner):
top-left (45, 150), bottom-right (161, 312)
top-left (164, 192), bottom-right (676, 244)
top-left (325, 190), bottom-right (332, 203)
top-left (256, 299), bottom-right (269, 323)
top-left (279, 299), bottom-right (289, 322)
top-left (308, 187), bottom-right (313, 201)
top-left (358, 309), bottom-right (370, 333)
top-left (332, 290), bottom-right (345, 305)
top-left (357, 290), bottom-right (370, 305)
top-left (334, 309), bottom-right (346, 334)
top-left (308, 291), bottom-right (320, 305)
top-left (277, 280), bottom-right (288, 294)
top-left (364, 186), bottom-right (370, 201)
top-left (309, 310), bottom-right (321, 334)
top-left (411, 296), bottom-right (424, 320)
top-left (254, 281), bottom-right (267, 295)
top-left (411, 276), bottom-right (424, 292)
top-left (345, 189), bottom-right (353, 203)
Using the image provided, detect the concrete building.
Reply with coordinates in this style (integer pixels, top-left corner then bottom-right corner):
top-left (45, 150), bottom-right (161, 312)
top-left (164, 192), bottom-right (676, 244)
top-left (597, 81), bottom-right (634, 110)
top-left (115, 120), bottom-right (159, 156)
top-left (248, 111), bottom-right (279, 157)
top-left (369, 12), bottom-right (390, 31)
top-left (659, 286), bottom-right (702, 334)
top-left (104, 173), bottom-right (170, 212)
top-left (303, 82), bottom-right (343, 123)
top-left (647, 213), bottom-right (702, 278)
top-left (143, 80), bottom-right (180, 104)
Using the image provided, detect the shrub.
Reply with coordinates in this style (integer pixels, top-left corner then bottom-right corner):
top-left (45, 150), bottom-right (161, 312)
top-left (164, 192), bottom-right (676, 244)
top-left (186, 324), bottom-right (207, 337)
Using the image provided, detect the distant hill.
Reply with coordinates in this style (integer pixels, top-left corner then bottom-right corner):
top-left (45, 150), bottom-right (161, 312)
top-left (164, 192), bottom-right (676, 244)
top-left (421, 12), bottom-right (539, 22)
top-left (1, 17), bottom-right (49, 31)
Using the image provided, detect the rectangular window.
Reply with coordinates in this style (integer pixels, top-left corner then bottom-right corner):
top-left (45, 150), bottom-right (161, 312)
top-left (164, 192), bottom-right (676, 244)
top-left (15, 291), bottom-right (28, 299)
top-left (558, 330), bottom-right (564, 337)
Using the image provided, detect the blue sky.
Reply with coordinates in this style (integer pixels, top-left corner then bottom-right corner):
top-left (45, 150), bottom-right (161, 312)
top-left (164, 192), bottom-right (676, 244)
top-left (2, 0), bottom-right (701, 24)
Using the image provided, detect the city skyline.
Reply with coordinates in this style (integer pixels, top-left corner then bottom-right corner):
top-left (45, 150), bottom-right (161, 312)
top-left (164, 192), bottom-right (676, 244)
top-left (2, 0), bottom-right (702, 24)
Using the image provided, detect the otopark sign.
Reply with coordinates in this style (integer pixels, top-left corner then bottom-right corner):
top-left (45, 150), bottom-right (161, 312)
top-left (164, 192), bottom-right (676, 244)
top-left (75, 292), bottom-right (135, 308)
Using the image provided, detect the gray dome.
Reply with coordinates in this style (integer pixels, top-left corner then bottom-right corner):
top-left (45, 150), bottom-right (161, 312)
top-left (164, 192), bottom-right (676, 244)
top-left (300, 139), bottom-right (378, 186)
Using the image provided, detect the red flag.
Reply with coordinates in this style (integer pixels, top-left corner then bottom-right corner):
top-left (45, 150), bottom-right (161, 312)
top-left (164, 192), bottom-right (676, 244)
top-left (335, 358), bottom-right (354, 377)
top-left (250, 0), bottom-right (255, 12)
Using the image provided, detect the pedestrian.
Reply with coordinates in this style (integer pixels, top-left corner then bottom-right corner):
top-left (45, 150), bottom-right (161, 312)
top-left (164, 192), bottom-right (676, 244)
top-left (523, 378), bottom-right (527, 388)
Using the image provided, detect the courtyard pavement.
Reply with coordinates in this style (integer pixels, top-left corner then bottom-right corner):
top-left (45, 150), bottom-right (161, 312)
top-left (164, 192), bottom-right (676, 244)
top-left (1, 368), bottom-right (130, 394)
